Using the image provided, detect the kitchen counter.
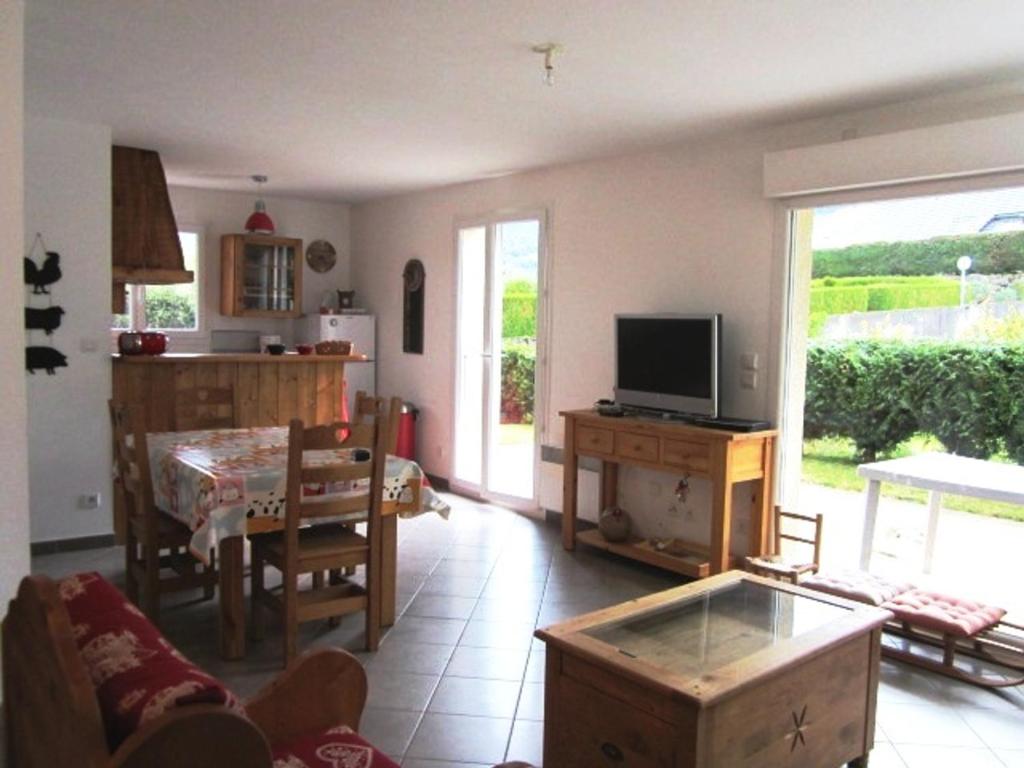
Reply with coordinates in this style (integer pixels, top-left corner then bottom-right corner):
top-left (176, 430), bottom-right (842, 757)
top-left (112, 351), bottom-right (360, 542)
top-left (112, 353), bottom-right (366, 363)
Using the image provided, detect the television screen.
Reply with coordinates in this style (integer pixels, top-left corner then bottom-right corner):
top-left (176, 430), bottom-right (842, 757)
top-left (615, 314), bottom-right (720, 416)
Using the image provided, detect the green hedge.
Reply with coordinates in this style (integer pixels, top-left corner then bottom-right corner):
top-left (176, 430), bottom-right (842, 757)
top-left (812, 230), bottom-right (1024, 278)
top-left (805, 341), bottom-right (1024, 462)
top-left (809, 277), bottom-right (959, 316)
top-left (501, 340), bottom-right (535, 424)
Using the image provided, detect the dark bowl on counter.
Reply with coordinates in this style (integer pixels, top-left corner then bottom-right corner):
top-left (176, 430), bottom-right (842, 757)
top-left (266, 343), bottom-right (286, 355)
top-left (295, 344), bottom-right (315, 355)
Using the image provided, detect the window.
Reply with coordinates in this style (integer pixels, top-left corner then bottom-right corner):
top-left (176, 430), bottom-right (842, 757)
top-left (113, 231), bottom-right (201, 332)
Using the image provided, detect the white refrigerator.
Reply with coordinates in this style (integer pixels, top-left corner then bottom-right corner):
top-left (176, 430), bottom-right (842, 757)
top-left (300, 314), bottom-right (375, 418)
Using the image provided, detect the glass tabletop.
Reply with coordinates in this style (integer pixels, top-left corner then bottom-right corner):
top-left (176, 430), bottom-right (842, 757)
top-left (583, 580), bottom-right (851, 679)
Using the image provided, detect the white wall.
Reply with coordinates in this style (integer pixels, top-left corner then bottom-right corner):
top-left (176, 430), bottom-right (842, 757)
top-left (353, 132), bottom-right (777, 468)
top-left (167, 186), bottom-right (351, 350)
top-left (350, 90), bottom-right (1023, 550)
top-left (25, 116), bottom-right (113, 543)
top-left (0, 0), bottom-right (30, 603)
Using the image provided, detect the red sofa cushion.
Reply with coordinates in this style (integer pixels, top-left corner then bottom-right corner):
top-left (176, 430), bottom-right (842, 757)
top-left (272, 724), bottom-right (399, 768)
top-left (58, 572), bottom-right (241, 749)
top-left (881, 588), bottom-right (1006, 638)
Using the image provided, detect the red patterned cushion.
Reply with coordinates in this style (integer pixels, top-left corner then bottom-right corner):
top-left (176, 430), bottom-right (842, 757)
top-left (271, 724), bottom-right (399, 768)
top-left (881, 588), bottom-right (1006, 638)
top-left (58, 572), bottom-right (241, 749)
top-left (802, 570), bottom-right (914, 606)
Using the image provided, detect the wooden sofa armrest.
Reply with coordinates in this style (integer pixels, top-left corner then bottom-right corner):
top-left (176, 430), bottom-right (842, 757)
top-left (110, 705), bottom-right (271, 768)
top-left (245, 647), bottom-right (368, 745)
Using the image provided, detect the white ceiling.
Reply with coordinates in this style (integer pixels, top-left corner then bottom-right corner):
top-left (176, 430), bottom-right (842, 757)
top-left (25, 0), bottom-right (1024, 203)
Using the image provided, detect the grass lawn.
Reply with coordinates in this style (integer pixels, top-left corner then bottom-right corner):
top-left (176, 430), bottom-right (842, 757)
top-left (498, 422), bottom-right (534, 446)
top-left (802, 435), bottom-right (1024, 523)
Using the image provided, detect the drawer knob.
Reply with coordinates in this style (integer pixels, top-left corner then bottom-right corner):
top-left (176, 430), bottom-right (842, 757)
top-left (600, 742), bottom-right (624, 762)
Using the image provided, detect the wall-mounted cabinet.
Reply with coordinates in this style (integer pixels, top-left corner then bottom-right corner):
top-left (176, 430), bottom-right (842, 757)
top-left (220, 234), bottom-right (303, 317)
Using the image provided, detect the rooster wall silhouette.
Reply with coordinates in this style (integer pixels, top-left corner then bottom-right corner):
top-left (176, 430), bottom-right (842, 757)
top-left (24, 251), bottom-right (62, 294)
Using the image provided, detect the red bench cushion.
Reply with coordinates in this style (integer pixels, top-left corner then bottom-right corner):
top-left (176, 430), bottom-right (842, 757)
top-left (59, 572), bottom-right (241, 749)
top-left (272, 724), bottom-right (399, 768)
top-left (881, 588), bottom-right (1006, 638)
top-left (801, 570), bottom-right (914, 606)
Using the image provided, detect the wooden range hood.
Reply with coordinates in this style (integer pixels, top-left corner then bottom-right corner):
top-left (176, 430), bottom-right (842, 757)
top-left (112, 145), bottom-right (194, 313)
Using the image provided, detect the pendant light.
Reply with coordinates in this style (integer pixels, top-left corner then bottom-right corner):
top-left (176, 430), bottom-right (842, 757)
top-left (244, 174), bottom-right (275, 234)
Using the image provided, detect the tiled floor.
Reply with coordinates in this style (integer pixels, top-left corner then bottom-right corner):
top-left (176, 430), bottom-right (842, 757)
top-left (26, 492), bottom-right (1024, 767)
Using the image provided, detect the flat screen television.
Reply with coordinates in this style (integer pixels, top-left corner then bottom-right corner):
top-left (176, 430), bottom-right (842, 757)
top-left (614, 313), bottom-right (721, 418)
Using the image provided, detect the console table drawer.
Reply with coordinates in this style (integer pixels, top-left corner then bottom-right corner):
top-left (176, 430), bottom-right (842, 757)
top-left (576, 425), bottom-right (614, 455)
top-left (614, 432), bottom-right (659, 463)
top-left (663, 439), bottom-right (709, 473)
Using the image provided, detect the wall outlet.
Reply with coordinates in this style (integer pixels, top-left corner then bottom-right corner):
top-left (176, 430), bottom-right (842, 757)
top-left (78, 493), bottom-right (101, 510)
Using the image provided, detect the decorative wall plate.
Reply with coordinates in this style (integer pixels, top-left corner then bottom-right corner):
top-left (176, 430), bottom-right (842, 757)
top-left (305, 239), bottom-right (337, 273)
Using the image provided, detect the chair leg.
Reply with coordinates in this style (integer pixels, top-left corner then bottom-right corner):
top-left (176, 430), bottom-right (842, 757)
top-left (312, 571), bottom-right (324, 589)
top-left (203, 548), bottom-right (216, 600)
top-left (283, 567), bottom-right (297, 667)
top-left (143, 541), bottom-right (160, 624)
top-left (250, 545), bottom-right (265, 642)
top-left (124, 529), bottom-right (139, 605)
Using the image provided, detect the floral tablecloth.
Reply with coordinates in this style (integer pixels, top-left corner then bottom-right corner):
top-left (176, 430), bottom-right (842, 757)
top-left (147, 426), bottom-right (449, 559)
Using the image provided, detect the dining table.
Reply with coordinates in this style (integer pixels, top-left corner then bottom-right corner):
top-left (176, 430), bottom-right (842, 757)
top-left (145, 425), bottom-right (450, 659)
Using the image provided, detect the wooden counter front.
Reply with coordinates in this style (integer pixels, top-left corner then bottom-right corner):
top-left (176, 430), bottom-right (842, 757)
top-left (111, 353), bottom-right (361, 539)
top-left (112, 353), bottom-right (362, 431)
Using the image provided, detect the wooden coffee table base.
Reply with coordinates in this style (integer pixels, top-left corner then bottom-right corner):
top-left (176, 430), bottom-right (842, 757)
top-left (537, 573), bottom-right (887, 768)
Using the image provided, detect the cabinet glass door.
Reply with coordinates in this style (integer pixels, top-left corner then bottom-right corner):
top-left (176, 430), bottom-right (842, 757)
top-left (242, 242), bottom-right (295, 311)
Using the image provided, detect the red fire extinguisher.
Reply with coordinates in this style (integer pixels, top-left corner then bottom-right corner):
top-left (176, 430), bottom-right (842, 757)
top-left (395, 402), bottom-right (418, 460)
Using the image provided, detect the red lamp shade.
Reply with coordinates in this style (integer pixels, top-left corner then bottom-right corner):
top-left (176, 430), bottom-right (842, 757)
top-left (245, 198), bottom-right (275, 234)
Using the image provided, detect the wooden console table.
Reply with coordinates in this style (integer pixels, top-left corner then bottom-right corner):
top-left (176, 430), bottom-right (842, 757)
top-left (561, 409), bottom-right (776, 577)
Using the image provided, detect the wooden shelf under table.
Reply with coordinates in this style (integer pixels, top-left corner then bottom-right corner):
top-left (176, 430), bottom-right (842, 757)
top-left (575, 528), bottom-right (738, 579)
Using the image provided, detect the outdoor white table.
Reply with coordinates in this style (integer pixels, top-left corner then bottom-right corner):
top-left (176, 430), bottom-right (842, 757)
top-left (858, 452), bottom-right (1024, 573)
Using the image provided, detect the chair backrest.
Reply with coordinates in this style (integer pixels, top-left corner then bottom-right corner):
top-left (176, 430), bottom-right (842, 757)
top-left (175, 385), bottom-right (235, 430)
top-left (774, 505), bottom-right (824, 567)
top-left (284, 400), bottom-right (390, 535)
top-left (2, 575), bottom-right (109, 768)
top-left (353, 390), bottom-right (401, 454)
top-left (109, 400), bottom-right (157, 531)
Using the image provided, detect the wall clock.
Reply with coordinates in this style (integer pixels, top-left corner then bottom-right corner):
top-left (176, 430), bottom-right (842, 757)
top-left (305, 239), bottom-right (337, 273)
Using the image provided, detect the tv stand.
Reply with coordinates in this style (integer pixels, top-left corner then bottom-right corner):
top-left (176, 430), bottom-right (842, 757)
top-left (560, 409), bottom-right (777, 577)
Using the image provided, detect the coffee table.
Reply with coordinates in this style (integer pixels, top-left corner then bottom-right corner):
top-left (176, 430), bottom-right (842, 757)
top-left (535, 571), bottom-right (891, 768)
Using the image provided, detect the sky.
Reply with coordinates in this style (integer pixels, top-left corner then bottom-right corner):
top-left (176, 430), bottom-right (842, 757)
top-left (813, 185), bottom-right (1024, 250)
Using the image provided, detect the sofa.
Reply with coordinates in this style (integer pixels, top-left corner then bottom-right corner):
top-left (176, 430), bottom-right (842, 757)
top-left (2, 572), bottom-right (533, 767)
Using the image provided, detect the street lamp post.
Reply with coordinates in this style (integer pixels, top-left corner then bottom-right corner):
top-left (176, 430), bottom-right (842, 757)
top-left (957, 255), bottom-right (973, 309)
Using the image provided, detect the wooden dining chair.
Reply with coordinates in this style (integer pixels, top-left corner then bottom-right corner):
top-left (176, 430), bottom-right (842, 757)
top-left (250, 407), bottom-right (390, 666)
top-left (745, 505), bottom-right (824, 584)
top-left (174, 384), bottom-right (236, 430)
top-left (354, 390), bottom-right (402, 454)
top-left (109, 400), bottom-right (217, 623)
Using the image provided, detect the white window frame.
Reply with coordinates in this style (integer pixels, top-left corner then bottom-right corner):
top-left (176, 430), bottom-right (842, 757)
top-left (114, 226), bottom-right (205, 336)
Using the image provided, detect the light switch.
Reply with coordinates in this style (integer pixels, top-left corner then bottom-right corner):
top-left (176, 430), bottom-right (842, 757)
top-left (741, 353), bottom-right (759, 371)
top-left (741, 371), bottom-right (758, 389)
